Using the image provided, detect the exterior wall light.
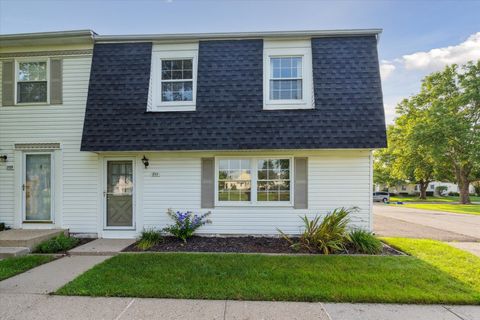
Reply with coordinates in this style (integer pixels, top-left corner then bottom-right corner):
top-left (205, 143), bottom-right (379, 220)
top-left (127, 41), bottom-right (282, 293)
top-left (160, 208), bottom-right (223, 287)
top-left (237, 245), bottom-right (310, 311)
top-left (141, 155), bottom-right (149, 168)
top-left (0, 155), bottom-right (7, 162)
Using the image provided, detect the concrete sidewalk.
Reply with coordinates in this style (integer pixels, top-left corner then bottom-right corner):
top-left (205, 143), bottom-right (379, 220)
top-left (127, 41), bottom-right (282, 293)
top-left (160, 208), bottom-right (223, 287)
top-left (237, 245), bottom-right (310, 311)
top-left (1, 294), bottom-right (479, 320)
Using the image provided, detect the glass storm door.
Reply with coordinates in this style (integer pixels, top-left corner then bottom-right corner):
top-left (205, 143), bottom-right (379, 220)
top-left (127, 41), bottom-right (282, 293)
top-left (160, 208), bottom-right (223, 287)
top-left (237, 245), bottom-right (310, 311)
top-left (24, 153), bottom-right (52, 221)
top-left (106, 160), bottom-right (133, 228)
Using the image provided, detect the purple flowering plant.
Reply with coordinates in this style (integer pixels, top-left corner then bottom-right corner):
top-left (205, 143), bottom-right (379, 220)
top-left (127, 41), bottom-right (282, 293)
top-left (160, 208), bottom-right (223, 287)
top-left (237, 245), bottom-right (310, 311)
top-left (163, 209), bottom-right (212, 242)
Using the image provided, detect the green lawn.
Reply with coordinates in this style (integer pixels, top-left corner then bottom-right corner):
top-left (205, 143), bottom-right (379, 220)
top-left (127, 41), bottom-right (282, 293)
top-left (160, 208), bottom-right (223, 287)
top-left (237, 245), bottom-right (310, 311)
top-left (390, 195), bottom-right (480, 203)
top-left (0, 255), bottom-right (54, 281)
top-left (57, 239), bottom-right (480, 304)
top-left (394, 203), bottom-right (480, 215)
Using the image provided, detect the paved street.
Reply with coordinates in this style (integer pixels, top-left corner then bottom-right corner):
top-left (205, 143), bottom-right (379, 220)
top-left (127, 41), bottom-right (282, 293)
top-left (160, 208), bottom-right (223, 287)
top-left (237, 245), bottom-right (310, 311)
top-left (374, 204), bottom-right (480, 241)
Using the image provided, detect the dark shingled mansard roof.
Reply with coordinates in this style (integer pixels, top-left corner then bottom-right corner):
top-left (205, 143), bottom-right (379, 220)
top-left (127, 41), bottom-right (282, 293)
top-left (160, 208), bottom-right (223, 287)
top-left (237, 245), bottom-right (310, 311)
top-left (81, 35), bottom-right (386, 151)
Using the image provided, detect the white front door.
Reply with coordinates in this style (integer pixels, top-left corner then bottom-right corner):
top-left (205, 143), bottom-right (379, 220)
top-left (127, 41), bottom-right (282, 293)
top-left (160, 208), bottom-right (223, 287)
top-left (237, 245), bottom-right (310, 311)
top-left (23, 153), bottom-right (54, 222)
top-left (104, 160), bottom-right (135, 229)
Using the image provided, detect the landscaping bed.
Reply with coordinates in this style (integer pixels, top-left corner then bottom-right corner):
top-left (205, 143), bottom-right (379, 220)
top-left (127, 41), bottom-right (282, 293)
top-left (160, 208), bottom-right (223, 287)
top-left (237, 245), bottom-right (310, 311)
top-left (34, 235), bottom-right (95, 254)
top-left (124, 235), bottom-right (399, 255)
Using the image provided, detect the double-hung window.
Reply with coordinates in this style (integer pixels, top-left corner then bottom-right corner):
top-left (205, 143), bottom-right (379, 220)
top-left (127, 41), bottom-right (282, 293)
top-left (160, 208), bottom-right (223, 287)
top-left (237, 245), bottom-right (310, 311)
top-left (149, 43), bottom-right (198, 112)
top-left (263, 40), bottom-right (313, 110)
top-left (16, 60), bottom-right (49, 104)
top-left (216, 157), bottom-right (292, 205)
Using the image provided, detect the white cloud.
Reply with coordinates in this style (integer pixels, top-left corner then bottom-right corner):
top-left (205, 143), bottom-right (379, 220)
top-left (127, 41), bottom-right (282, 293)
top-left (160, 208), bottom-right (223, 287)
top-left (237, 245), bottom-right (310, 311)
top-left (380, 60), bottom-right (396, 80)
top-left (380, 32), bottom-right (480, 124)
top-left (403, 32), bottom-right (480, 70)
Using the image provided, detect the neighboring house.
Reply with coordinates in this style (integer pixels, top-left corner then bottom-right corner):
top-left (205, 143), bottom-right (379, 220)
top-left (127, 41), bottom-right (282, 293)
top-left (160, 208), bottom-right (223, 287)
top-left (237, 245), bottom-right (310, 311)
top-left (0, 29), bottom-right (386, 238)
top-left (376, 182), bottom-right (475, 195)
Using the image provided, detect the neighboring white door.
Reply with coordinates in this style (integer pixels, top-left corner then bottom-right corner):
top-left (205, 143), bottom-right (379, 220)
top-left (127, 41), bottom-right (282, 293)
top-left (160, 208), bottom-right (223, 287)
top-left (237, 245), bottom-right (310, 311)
top-left (23, 153), bottom-right (54, 222)
top-left (104, 160), bottom-right (135, 229)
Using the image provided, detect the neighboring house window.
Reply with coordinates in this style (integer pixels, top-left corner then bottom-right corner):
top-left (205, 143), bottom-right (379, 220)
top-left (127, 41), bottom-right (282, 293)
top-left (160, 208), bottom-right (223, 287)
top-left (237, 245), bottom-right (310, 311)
top-left (430, 184), bottom-right (435, 190)
top-left (263, 40), bottom-right (313, 110)
top-left (401, 185), bottom-right (407, 191)
top-left (149, 43), bottom-right (198, 112)
top-left (216, 157), bottom-right (292, 205)
top-left (414, 185), bottom-right (418, 191)
top-left (16, 60), bottom-right (48, 104)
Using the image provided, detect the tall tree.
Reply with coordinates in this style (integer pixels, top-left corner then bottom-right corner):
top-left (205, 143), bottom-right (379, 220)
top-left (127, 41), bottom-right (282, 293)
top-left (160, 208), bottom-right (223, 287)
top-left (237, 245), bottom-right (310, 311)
top-left (389, 103), bottom-right (437, 199)
top-left (413, 61), bottom-right (480, 204)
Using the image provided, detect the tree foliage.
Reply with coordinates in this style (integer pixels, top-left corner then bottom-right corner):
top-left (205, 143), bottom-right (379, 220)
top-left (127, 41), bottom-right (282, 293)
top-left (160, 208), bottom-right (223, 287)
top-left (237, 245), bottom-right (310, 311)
top-left (375, 61), bottom-right (480, 203)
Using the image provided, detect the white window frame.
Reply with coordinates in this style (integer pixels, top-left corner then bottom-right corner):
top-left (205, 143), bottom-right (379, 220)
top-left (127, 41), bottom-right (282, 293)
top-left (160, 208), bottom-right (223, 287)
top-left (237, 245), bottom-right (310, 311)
top-left (150, 44), bottom-right (198, 112)
top-left (263, 41), bottom-right (314, 110)
top-left (15, 58), bottom-right (50, 105)
top-left (214, 156), bottom-right (294, 207)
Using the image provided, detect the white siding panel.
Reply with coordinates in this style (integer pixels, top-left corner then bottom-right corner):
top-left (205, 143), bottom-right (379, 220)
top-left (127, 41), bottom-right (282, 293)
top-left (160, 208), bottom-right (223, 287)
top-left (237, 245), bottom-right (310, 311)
top-left (142, 151), bottom-right (372, 235)
top-left (0, 56), bottom-right (99, 233)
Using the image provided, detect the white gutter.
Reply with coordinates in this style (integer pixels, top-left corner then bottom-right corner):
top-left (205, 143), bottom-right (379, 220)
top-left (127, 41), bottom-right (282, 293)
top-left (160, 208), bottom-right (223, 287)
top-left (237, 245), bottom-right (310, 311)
top-left (94, 29), bottom-right (382, 43)
top-left (0, 29), bottom-right (96, 41)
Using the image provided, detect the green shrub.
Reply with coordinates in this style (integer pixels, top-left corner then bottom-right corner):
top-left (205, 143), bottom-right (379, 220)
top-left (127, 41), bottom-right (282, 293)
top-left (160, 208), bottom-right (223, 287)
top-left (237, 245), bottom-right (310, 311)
top-left (136, 229), bottom-right (162, 250)
top-left (35, 234), bottom-right (79, 253)
top-left (279, 207), bottom-right (354, 254)
top-left (348, 229), bottom-right (383, 254)
top-left (163, 209), bottom-right (212, 243)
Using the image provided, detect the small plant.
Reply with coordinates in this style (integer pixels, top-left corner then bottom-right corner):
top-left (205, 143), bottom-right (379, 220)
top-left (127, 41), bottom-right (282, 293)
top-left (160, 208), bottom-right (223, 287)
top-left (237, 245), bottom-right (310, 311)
top-left (35, 234), bottom-right (79, 253)
top-left (278, 207), bottom-right (354, 254)
top-left (348, 229), bottom-right (383, 254)
top-left (136, 229), bottom-right (162, 250)
top-left (163, 209), bottom-right (212, 243)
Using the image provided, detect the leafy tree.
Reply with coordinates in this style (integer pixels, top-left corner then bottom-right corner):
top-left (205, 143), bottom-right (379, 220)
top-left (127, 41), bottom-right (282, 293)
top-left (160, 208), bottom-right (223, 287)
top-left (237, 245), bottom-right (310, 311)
top-left (411, 61), bottom-right (480, 204)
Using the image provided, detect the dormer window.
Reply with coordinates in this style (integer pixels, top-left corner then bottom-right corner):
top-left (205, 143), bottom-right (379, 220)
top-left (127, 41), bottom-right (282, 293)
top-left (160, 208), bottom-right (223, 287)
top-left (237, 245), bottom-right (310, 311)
top-left (161, 59), bottom-right (193, 102)
top-left (270, 57), bottom-right (303, 100)
top-left (263, 40), bottom-right (314, 110)
top-left (148, 43), bottom-right (198, 112)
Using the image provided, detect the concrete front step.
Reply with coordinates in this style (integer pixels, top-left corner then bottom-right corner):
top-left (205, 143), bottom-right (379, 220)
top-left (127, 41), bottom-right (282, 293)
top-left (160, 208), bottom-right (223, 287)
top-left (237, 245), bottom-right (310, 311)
top-left (0, 247), bottom-right (30, 258)
top-left (0, 229), bottom-right (67, 251)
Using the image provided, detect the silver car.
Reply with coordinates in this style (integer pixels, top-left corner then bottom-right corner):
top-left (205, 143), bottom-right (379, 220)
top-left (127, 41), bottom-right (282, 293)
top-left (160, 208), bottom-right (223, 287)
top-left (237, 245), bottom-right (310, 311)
top-left (373, 192), bottom-right (390, 203)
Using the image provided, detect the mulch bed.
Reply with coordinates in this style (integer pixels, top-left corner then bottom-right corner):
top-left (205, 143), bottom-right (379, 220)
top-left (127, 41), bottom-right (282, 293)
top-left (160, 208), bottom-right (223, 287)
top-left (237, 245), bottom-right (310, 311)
top-left (123, 236), bottom-right (401, 255)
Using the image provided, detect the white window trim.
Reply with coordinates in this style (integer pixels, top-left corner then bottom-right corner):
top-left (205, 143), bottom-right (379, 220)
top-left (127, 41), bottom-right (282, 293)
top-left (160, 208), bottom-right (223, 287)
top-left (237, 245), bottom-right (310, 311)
top-left (263, 45), bottom-right (314, 110)
top-left (150, 45), bottom-right (198, 112)
top-left (14, 58), bottom-right (50, 106)
top-left (214, 156), bottom-right (294, 207)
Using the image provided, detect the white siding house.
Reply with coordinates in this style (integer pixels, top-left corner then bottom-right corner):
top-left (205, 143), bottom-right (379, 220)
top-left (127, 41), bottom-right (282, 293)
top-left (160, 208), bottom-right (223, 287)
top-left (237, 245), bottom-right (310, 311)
top-left (0, 30), bottom-right (384, 238)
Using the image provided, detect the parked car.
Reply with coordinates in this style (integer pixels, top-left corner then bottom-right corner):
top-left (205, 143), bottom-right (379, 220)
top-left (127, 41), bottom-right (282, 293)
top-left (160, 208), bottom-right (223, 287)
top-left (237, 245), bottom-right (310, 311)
top-left (373, 192), bottom-right (390, 203)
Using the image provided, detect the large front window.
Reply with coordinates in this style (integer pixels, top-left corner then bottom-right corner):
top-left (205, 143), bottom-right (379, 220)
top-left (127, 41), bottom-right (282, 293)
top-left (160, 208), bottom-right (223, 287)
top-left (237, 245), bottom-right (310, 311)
top-left (217, 158), bottom-right (292, 204)
top-left (17, 61), bottom-right (48, 103)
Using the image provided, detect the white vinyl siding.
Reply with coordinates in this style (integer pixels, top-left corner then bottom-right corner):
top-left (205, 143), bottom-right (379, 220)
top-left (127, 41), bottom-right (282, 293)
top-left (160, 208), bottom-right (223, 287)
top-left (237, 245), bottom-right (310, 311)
top-left (0, 54), bottom-right (98, 233)
top-left (142, 150), bottom-right (372, 235)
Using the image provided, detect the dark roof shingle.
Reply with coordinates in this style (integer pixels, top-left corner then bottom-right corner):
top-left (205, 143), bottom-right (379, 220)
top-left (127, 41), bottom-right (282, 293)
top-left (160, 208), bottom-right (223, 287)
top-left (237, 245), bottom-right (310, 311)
top-left (81, 36), bottom-right (386, 151)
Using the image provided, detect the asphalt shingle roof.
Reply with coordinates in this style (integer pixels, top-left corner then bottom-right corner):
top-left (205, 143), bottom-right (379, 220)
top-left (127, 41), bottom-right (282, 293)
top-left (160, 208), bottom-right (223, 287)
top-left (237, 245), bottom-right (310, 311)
top-left (81, 36), bottom-right (386, 151)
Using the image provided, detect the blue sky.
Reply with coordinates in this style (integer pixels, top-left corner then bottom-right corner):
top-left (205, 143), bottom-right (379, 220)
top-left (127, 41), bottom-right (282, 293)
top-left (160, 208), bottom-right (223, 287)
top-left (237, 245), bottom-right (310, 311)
top-left (1, 0), bottom-right (479, 123)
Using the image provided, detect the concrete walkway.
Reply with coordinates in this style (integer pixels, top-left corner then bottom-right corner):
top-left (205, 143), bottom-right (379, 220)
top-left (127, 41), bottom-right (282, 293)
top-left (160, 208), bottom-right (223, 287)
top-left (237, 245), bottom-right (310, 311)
top-left (448, 242), bottom-right (480, 257)
top-left (374, 204), bottom-right (480, 241)
top-left (68, 238), bottom-right (136, 256)
top-left (1, 294), bottom-right (479, 320)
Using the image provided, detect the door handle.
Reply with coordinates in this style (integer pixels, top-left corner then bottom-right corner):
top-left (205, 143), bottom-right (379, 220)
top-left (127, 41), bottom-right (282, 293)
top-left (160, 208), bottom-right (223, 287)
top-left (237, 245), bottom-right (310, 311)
top-left (22, 184), bottom-right (25, 191)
